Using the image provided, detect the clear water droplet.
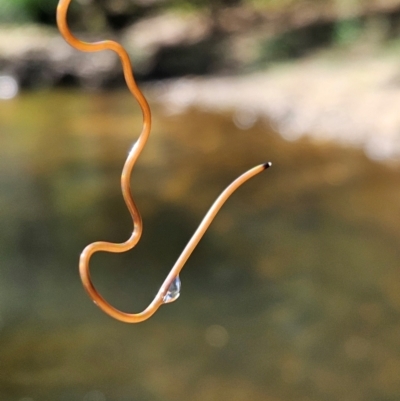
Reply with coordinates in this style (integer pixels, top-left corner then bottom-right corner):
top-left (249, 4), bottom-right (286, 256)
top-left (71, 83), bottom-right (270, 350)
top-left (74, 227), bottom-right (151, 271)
top-left (163, 276), bottom-right (181, 304)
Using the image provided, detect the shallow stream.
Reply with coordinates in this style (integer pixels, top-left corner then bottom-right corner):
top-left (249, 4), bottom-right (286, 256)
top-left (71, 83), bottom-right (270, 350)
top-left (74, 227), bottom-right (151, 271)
top-left (0, 91), bottom-right (400, 401)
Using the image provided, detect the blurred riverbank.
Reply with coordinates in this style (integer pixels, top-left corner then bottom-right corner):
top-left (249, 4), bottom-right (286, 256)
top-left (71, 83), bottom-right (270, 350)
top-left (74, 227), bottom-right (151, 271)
top-left (2, 1), bottom-right (400, 161)
top-left (2, 32), bottom-right (400, 164)
top-left (153, 50), bottom-right (400, 162)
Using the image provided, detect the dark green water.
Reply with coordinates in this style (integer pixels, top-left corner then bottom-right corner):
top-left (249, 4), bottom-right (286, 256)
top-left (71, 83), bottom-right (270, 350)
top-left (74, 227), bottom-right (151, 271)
top-left (1, 90), bottom-right (400, 401)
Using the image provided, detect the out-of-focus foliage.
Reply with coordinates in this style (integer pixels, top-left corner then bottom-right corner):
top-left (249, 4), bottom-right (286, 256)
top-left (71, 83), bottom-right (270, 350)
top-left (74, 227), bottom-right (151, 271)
top-left (0, 0), bottom-right (382, 25)
top-left (1, 0), bottom-right (400, 83)
top-left (0, 0), bottom-right (59, 23)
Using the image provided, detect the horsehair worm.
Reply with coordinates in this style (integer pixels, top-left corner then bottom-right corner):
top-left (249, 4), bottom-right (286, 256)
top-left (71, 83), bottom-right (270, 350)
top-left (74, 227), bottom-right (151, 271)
top-left (56, 0), bottom-right (271, 323)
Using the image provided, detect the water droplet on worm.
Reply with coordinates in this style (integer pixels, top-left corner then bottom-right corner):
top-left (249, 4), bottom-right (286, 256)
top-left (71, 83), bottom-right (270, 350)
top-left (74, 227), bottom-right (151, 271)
top-left (163, 276), bottom-right (181, 304)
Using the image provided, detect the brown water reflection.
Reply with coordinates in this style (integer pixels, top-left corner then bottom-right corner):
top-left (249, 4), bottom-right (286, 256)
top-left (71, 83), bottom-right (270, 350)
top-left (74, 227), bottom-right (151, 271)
top-left (0, 91), bottom-right (400, 401)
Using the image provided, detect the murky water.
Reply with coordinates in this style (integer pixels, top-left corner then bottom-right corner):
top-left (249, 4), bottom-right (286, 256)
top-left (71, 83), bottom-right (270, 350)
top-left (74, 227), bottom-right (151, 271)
top-left (1, 90), bottom-right (400, 401)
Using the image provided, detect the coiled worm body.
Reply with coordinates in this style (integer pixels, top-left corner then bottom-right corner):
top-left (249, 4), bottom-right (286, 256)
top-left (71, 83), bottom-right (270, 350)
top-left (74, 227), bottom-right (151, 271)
top-left (57, 0), bottom-right (271, 323)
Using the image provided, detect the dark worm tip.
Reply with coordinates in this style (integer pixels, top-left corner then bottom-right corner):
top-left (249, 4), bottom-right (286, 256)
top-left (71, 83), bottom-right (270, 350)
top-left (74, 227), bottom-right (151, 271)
top-left (263, 162), bottom-right (272, 169)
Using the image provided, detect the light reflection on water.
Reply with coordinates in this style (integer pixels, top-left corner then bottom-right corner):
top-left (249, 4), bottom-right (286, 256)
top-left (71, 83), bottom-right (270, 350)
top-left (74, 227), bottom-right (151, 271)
top-left (0, 90), bottom-right (400, 401)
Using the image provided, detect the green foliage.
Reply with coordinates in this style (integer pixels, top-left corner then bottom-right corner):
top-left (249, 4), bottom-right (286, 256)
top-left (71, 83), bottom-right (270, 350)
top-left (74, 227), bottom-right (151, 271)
top-left (167, 0), bottom-right (242, 11)
top-left (0, 0), bottom-right (58, 23)
top-left (246, 0), bottom-right (295, 10)
top-left (0, 0), bottom-right (27, 22)
top-left (257, 21), bottom-right (336, 64)
top-left (334, 18), bottom-right (363, 45)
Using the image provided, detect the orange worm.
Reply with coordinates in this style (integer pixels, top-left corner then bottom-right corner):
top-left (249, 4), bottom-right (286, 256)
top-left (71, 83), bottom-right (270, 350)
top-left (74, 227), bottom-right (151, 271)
top-left (57, 0), bottom-right (271, 323)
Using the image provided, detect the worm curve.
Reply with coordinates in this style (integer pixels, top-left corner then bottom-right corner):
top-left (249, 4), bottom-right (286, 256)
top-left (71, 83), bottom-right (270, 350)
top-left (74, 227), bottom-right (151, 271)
top-left (57, 0), bottom-right (271, 323)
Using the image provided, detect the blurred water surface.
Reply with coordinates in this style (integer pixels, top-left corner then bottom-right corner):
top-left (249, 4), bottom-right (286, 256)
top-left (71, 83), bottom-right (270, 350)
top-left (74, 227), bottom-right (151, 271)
top-left (1, 90), bottom-right (400, 401)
